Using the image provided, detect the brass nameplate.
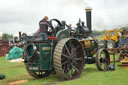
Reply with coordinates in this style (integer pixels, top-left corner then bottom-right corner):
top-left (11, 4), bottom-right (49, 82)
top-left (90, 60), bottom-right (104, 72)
top-left (42, 47), bottom-right (51, 51)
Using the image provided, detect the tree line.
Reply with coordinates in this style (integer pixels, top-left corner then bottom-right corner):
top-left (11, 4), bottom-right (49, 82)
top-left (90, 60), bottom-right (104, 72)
top-left (92, 26), bottom-right (128, 36)
top-left (0, 33), bottom-right (13, 40)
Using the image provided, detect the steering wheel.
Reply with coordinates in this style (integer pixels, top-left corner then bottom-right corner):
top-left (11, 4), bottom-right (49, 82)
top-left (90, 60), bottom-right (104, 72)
top-left (49, 19), bottom-right (62, 33)
top-left (50, 19), bottom-right (62, 27)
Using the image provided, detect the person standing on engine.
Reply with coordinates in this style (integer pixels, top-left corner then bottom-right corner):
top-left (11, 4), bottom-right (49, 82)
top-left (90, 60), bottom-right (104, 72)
top-left (67, 24), bottom-right (72, 29)
top-left (39, 16), bottom-right (53, 40)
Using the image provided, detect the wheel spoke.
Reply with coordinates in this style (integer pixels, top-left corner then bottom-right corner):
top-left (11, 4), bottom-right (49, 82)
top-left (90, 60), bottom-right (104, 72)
top-left (38, 72), bottom-right (40, 75)
top-left (62, 61), bottom-right (69, 65)
top-left (75, 57), bottom-right (81, 61)
top-left (71, 67), bottom-right (74, 75)
top-left (71, 64), bottom-right (79, 73)
top-left (65, 64), bottom-right (70, 73)
top-left (69, 43), bottom-right (74, 57)
top-left (63, 65), bottom-right (66, 72)
top-left (62, 53), bottom-right (69, 58)
top-left (74, 45), bottom-right (80, 50)
top-left (64, 44), bottom-right (71, 56)
top-left (71, 47), bottom-right (73, 55)
top-left (39, 72), bottom-right (42, 76)
top-left (104, 59), bottom-right (107, 69)
top-left (40, 72), bottom-right (42, 76)
top-left (69, 69), bottom-right (72, 78)
top-left (67, 63), bottom-right (73, 78)
top-left (69, 40), bottom-right (72, 48)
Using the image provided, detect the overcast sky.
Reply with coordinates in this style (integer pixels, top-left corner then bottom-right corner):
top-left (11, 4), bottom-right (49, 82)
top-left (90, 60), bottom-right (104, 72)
top-left (0, 0), bottom-right (128, 34)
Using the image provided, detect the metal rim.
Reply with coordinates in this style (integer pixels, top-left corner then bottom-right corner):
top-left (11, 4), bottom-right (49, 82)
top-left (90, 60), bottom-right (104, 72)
top-left (96, 48), bottom-right (110, 71)
top-left (53, 38), bottom-right (85, 80)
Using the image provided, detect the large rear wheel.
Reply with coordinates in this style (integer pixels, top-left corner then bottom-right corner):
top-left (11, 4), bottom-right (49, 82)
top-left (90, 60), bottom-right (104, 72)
top-left (53, 38), bottom-right (85, 80)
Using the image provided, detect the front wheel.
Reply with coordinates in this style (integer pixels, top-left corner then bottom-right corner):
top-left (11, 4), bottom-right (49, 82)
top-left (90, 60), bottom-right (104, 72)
top-left (25, 64), bottom-right (51, 79)
top-left (107, 40), bottom-right (116, 48)
top-left (101, 40), bottom-right (107, 48)
top-left (96, 48), bottom-right (110, 71)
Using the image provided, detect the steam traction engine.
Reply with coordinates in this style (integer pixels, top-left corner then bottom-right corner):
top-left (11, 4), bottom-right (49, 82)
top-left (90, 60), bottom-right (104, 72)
top-left (24, 8), bottom-right (110, 80)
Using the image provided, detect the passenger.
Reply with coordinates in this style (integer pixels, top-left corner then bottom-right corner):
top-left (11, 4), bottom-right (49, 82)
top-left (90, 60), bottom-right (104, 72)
top-left (62, 21), bottom-right (66, 29)
top-left (67, 24), bottom-right (72, 29)
top-left (121, 29), bottom-right (126, 38)
top-left (61, 21), bottom-right (72, 29)
top-left (126, 32), bottom-right (128, 37)
top-left (118, 32), bottom-right (122, 37)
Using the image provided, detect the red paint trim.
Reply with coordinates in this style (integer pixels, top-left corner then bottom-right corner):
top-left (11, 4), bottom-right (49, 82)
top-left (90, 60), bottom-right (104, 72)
top-left (48, 37), bottom-right (57, 39)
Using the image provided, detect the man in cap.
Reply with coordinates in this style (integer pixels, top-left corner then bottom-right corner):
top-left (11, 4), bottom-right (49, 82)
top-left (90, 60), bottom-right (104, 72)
top-left (38, 16), bottom-right (53, 40)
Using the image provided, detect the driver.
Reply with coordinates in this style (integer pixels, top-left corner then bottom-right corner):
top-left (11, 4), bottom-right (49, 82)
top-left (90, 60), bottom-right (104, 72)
top-left (38, 16), bottom-right (53, 40)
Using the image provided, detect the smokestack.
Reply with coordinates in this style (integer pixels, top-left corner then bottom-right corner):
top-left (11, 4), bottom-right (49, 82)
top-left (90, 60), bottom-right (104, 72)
top-left (19, 31), bottom-right (21, 41)
top-left (85, 7), bottom-right (92, 33)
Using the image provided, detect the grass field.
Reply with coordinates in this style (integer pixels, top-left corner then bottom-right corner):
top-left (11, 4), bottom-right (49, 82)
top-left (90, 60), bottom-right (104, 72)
top-left (0, 57), bottom-right (128, 85)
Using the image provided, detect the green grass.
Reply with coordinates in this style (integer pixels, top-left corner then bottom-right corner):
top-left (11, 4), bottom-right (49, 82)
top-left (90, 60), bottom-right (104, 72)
top-left (0, 57), bottom-right (128, 85)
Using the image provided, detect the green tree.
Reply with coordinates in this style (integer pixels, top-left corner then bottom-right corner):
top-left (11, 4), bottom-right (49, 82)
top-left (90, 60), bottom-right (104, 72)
top-left (120, 26), bottom-right (128, 31)
top-left (92, 30), bottom-right (103, 36)
top-left (2, 33), bottom-right (13, 40)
